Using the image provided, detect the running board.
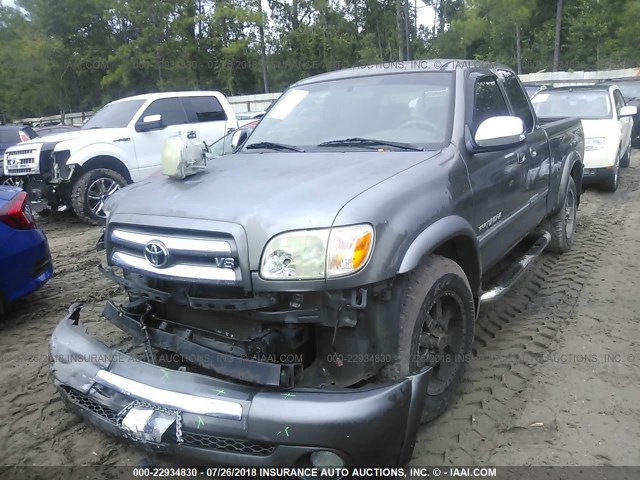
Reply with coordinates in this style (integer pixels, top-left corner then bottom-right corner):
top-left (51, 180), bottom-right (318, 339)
top-left (479, 230), bottom-right (551, 305)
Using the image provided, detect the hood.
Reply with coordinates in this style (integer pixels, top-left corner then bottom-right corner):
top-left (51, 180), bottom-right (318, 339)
top-left (107, 150), bottom-right (440, 263)
top-left (581, 119), bottom-right (620, 140)
top-left (9, 128), bottom-right (128, 150)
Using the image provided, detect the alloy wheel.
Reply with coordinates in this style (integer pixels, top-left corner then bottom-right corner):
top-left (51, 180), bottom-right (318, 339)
top-left (416, 292), bottom-right (466, 395)
top-left (87, 177), bottom-right (120, 218)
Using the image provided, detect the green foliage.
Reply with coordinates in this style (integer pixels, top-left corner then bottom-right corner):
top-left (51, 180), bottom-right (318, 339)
top-left (0, 0), bottom-right (638, 120)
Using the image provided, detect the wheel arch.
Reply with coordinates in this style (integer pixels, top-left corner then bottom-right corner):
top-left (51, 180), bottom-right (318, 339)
top-left (72, 155), bottom-right (133, 184)
top-left (570, 159), bottom-right (582, 205)
top-left (397, 216), bottom-right (482, 299)
top-left (554, 152), bottom-right (583, 213)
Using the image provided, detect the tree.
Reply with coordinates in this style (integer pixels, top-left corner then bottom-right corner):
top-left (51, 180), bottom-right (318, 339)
top-left (0, 0), bottom-right (638, 120)
top-left (552, 0), bottom-right (563, 71)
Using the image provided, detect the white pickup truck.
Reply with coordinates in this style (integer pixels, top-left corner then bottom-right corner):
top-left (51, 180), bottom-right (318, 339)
top-left (3, 91), bottom-right (238, 223)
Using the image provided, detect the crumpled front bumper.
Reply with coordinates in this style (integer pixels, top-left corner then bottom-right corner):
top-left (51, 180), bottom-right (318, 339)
top-left (50, 305), bottom-right (431, 466)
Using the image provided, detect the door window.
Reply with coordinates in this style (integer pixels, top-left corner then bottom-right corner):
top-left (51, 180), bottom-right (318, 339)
top-left (140, 98), bottom-right (188, 126)
top-left (498, 70), bottom-right (535, 132)
top-left (613, 90), bottom-right (625, 114)
top-left (472, 77), bottom-right (510, 134)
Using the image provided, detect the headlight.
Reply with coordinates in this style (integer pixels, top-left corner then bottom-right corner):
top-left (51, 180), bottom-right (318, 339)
top-left (260, 224), bottom-right (374, 280)
top-left (585, 137), bottom-right (605, 151)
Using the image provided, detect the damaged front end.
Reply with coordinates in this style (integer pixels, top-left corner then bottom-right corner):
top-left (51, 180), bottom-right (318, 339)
top-left (51, 303), bottom-right (430, 466)
top-left (50, 221), bottom-right (432, 466)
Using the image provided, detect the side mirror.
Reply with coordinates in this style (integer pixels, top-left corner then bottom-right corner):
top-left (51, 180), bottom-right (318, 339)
top-left (619, 105), bottom-right (638, 118)
top-left (137, 114), bottom-right (164, 132)
top-left (231, 129), bottom-right (248, 150)
top-left (473, 116), bottom-right (526, 150)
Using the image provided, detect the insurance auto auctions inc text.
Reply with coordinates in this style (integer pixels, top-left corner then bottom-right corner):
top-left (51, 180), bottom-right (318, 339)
top-left (258, 467), bottom-right (497, 477)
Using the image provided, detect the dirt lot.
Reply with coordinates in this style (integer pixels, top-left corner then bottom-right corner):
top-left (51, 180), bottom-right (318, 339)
top-left (1, 153), bottom-right (639, 470)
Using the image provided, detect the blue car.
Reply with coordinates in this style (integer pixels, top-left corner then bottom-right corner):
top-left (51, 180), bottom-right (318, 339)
top-left (0, 186), bottom-right (53, 314)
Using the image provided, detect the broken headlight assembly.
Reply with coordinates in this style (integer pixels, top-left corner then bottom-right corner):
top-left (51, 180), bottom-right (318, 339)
top-left (260, 224), bottom-right (374, 280)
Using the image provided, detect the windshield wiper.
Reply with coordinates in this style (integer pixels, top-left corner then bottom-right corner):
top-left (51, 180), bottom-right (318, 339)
top-left (245, 141), bottom-right (303, 152)
top-left (317, 137), bottom-right (424, 151)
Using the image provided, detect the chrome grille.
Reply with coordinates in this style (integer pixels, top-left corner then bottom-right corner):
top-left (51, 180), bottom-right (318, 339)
top-left (5, 167), bottom-right (32, 175)
top-left (7, 149), bottom-right (36, 156)
top-left (109, 227), bottom-right (241, 284)
top-left (4, 144), bottom-right (41, 174)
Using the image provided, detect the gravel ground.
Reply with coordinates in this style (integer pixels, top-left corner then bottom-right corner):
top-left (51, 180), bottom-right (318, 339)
top-left (1, 152), bottom-right (639, 470)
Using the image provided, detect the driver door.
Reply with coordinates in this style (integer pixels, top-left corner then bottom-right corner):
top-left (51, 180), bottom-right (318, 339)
top-left (466, 75), bottom-right (531, 270)
top-left (133, 97), bottom-right (192, 179)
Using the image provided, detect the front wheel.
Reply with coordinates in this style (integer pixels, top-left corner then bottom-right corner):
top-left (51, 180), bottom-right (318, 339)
top-left (621, 142), bottom-right (631, 168)
top-left (381, 255), bottom-right (475, 423)
top-left (1, 176), bottom-right (25, 188)
top-left (603, 157), bottom-right (619, 192)
top-left (71, 168), bottom-right (127, 225)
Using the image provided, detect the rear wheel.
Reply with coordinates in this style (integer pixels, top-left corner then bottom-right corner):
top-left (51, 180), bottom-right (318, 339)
top-left (545, 176), bottom-right (577, 254)
top-left (71, 168), bottom-right (127, 225)
top-left (382, 255), bottom-right (475, 423)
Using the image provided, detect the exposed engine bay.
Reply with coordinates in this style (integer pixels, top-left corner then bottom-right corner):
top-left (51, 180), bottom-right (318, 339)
top-left (100, 263), bottom-right (398, 390)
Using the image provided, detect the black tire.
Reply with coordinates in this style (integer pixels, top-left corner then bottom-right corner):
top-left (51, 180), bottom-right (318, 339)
top-left (545, 176), bottom-right (577, 254)
top-left (621, 142), bottom-right (631, 168)
top-left (382, 255), bottom-right (475, 423)
top-left (603, 158), bottom-right (619, 192)
top-left (71, 168), bottom-right (127, 225)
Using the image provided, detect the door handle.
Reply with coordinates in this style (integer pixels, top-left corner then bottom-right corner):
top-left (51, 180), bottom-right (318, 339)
top-left (517, 152), bottom-right (527, 164)
top-left (186, 131), bottom-right (197, 139)
top-left (529, 147), bottom-right (537, 158)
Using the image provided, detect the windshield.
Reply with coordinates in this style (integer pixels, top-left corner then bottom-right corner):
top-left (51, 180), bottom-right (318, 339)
top-left (524, 85), bottom-right (541, 97)
top-left (616, 81), bottom-right (640, 101)
top-left (82, 99), bottom-right (145, 129)
top-left (532, 89), bottom-right (612, 120)
top-left (244, 72), bottom-right (454, 151)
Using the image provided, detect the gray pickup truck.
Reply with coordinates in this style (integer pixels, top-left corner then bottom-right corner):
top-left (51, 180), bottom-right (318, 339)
top-left (50, 61), bottom-right (584, 467)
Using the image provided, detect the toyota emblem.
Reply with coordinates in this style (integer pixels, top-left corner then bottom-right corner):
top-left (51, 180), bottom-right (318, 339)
top-left (144, 240), bottom-right (169, 268)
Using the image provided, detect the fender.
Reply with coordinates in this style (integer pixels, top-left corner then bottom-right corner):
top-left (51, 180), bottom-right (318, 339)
top-left (553, 150), bottom-right (583, 214)
top-left (397, 215), bottom-right (481, 294)
top-left (61, 142), bottom-right (132, 169)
